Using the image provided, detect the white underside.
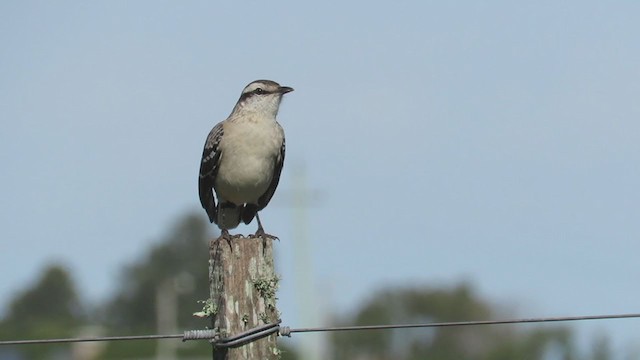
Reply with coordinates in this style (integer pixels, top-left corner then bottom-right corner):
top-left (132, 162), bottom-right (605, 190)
top-left (214, 117), bottom-right (283, 206)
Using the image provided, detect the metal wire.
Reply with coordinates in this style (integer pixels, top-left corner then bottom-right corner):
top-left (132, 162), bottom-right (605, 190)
top-left (0, 312), bottom-right (639, 346)
top-left (0, 334), bottom-right (184, 345)
top-left (281, 312), bottom-right (640, 335)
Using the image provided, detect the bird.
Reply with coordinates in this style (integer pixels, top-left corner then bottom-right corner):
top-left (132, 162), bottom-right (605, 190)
top-left (198, 79), bottom-right (293, 241)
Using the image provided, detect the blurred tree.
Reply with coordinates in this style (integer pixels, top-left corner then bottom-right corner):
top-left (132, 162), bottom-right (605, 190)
top-left (0, 263), bottom-right (84, 359)
top-left (280, 343), bottom-right (300, 360)
top-left (589, 333), bottom-right (611, 360)
top-left (100, 212), bottom-right (214, 358)
top-left (0, 217), bottom-right (615, 360)
top-left (330, 283), bottom-right (580, 360)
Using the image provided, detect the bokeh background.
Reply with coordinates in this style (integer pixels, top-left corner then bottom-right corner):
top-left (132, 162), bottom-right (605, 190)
top-left (1, 1), bottom-right (639, 359)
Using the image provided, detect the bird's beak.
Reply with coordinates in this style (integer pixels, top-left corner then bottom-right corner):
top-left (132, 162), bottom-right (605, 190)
top-left (278, 86), bottom-right (294, 94)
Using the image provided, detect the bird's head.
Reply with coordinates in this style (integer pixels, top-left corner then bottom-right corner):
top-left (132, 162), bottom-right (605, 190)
top-left (232, 80), bottom-right (294, 117)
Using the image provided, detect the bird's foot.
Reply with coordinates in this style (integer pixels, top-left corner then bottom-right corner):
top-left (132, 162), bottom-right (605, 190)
top-left (254, 228), bottom-right (279, 241)
top-left (253, 213), bottom-right (278, 241)
top-left (214, 229), bottom-right (233, 249)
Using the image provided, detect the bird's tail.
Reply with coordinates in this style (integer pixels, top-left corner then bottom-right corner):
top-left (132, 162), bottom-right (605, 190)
top-left (217, 202), bottom-right (242, 230)
top-left (204, 203), bottom-right (217, 224)
top-left (241, 204), bottom-right (258, 225)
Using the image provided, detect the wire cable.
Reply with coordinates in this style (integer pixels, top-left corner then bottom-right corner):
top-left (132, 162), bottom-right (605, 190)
top-left (280, 312), bottom-right (640, 336)
top-left (0, 334), bottom-right (184, 345)
top-left (1, 312), bottom-right (639, 346)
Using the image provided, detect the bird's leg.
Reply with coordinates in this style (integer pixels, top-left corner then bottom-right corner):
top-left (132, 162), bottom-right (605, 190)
top-left (254, 213), bottom-right (279, 241)
top-left (217, 229), bottom-right (233, 249)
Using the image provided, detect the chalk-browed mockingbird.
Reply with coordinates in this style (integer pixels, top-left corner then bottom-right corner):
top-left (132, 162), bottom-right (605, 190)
top-left (199, 80), bottom-right (293, 240)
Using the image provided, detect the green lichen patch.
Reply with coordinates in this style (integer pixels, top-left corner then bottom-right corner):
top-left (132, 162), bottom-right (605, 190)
top-left (271, 346), bottom-right (282, 359)
top-left (193, 298), bottom-right (217, 318)
top-left (259, 312), bottom-right (270, 324)
top-left (253, 276), bottom-right (280, 300)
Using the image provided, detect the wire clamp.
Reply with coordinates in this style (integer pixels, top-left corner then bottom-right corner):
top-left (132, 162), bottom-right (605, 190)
top-left (278, 326), bottom-right (291, 337)
top-left (209, 321), bottom-right (282, 348)
top-left (182, 329), bottom-right (217, 342)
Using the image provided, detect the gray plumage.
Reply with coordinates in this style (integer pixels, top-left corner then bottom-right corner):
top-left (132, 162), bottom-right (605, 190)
top-left (199, 80), bottom-right (292, 236)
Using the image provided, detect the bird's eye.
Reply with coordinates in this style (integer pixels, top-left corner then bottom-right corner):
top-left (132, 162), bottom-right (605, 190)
top-left (254, 88), bottom-right (265, 95)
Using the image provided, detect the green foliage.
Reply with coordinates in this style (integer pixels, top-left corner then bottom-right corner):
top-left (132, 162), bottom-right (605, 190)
top-left (330, 283), bottom-right (578, 360)
top-left (590, 333), bottom-right (611, 360)
top-left (0, 263), bottom-right (84, 359)
top-left (100, 213), bottom-right (214, 358)
top-left (4, 264), bottom-right (84, 330)
top-left (0, 212), bottom-right (619, 359)
top-left (277, 343), bottom-right (300, 360)
top-left (102, 213), bottom-right (210, 331)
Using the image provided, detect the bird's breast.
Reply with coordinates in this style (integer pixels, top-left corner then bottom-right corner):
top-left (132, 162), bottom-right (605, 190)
top-left (215, 119), bottom-right (283, 204)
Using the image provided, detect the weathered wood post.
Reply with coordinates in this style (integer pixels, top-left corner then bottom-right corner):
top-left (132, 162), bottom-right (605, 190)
top-left (209, 236), bottom-right (280, 359)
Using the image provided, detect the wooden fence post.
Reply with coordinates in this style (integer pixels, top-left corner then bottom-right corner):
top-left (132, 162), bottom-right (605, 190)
top-left (209, 236), bottom-right (280, 359)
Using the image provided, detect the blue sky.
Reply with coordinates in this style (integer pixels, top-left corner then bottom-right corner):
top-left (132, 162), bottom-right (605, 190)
top-left (1, 1), bottom-right (639, 356)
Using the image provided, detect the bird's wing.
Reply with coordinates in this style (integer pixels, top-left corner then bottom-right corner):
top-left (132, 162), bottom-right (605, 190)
top-left (257, 126), bottom-right (285, 211)
top-left (199, 122), bottom-right (224, 223)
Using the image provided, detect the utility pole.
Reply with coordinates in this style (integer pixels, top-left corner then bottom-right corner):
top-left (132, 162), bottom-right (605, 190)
top-left (291, 164), bottom-right (325, 360)
top-left (156, 278), bottom-right (178, 360)
top-left (209, 237), bottom-right (280, 360)
top-left (157, 272), bottom-right (194, 360)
